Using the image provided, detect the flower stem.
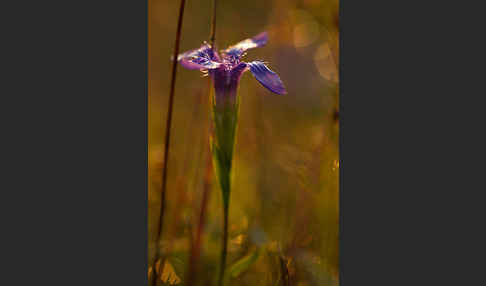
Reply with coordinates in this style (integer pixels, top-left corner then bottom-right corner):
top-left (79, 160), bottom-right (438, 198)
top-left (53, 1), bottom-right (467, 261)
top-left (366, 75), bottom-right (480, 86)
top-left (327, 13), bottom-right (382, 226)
top-left (213, 104), bottom-right (238, 286)
top-left (207, 1), bottom-right (230, 285)
top-left (151, 0), bottom-right (186, 285)
top-left (218, 203), bottom-right (229, 286)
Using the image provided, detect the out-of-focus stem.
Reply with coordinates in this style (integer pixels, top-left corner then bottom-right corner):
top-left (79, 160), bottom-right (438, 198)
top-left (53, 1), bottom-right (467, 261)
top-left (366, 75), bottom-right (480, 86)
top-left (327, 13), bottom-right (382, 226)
top-left (186, 152), bottom-right (212, 286)
top-left (186, 88), bottom-right (214, 285)
top-left (279, 256), bottom-right (290, 286)
top-left (151, 0), bottom-right (186, 285)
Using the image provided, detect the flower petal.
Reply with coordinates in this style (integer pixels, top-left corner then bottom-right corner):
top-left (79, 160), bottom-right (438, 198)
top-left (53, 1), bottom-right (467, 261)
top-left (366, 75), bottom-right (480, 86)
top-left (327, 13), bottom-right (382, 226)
top-left (224, 32), bottom-right (268, 60)
top-left (247, 61), bottom-right (287, 95)
top-left (230, 62), bottom-right (249, 79)
top-left (177, 44), bottom-right (221, 70)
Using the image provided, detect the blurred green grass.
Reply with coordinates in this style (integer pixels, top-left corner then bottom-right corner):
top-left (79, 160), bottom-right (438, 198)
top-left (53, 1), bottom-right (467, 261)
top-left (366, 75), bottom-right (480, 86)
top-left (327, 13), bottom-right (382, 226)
top-left (149, 0), bottom-right (339, 285)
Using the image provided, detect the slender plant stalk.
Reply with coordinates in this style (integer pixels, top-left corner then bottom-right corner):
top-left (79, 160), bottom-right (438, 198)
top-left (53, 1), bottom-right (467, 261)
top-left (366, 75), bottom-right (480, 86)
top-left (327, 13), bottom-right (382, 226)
top-left (185, 0), bottom-right (220, 283)
top-left (218, 202), bottom-right (229, 286)
top-left (184, 0), bottom-right (219, 277)
top-left (210, 0), bottom-right (217, 47)
top-left (212, 98), bottom-right (239, 286)
top-left (166, 90), bottom-right (205, 254)
top-left (206, 1), bottom-right (231, 285)
top-left (186, 151), bottom-right (212, 286)
top-left (279, 256), bottom-right (290, 286)
top-left (185, 87), bottom-right (213, 285)
top-left (207, 1), bottom-right (231, 284)
top-left (151, 1), bottom-right (186, 285)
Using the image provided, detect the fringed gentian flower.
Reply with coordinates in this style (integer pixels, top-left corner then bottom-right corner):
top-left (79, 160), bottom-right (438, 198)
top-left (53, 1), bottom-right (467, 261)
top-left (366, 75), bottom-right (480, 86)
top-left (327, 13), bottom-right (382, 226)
top-left (177, 32), bottom-right (286, 284)
top-left (178, 31), bottom-right (286, 101)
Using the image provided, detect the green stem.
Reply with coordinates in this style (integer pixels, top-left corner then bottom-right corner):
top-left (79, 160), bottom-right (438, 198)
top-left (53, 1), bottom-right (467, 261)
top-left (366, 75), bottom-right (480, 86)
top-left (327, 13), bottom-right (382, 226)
top-left (212, 104), bottom-right (237, 286)
top-left (208, 0), bottom-right (229, 284)
top-left (218, 202), bottom-right (229, 286)
top-left (214, 108), bottom-right (237, 285)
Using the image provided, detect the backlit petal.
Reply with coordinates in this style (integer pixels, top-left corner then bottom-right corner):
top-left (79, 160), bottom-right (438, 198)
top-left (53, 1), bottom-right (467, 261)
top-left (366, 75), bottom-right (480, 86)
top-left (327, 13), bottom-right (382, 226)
top-left (247, 61), bottom-right (287, 95)
top-left (223, 32), bottom-right (268, 60)
top-left (177, 44), bottom-right (221, 70)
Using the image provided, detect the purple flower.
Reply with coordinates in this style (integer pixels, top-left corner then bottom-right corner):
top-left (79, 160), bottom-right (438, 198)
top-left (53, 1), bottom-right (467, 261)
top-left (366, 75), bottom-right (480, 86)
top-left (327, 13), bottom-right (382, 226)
top-left (177, 32), bottom-right (287, 106)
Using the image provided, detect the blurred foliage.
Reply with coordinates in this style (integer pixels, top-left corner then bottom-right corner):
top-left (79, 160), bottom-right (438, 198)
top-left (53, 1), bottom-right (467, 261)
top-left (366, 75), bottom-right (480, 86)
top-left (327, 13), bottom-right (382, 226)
top-left (149, 0), bottom-right (339, 285)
